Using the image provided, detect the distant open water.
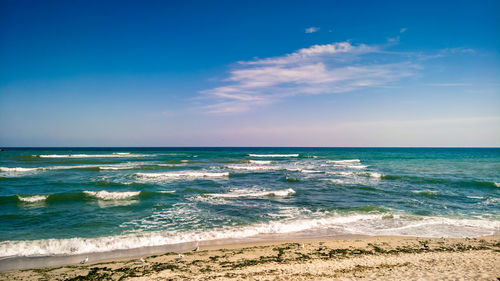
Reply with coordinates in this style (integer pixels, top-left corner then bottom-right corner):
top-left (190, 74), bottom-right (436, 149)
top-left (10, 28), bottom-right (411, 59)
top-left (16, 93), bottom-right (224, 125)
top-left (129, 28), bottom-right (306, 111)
top-left (0, 148), bottom-right (499, 258)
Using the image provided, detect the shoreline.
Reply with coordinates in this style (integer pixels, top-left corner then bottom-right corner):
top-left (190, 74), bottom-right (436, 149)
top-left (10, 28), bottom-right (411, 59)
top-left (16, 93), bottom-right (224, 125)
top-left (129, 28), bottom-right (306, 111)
top-left (1, 235), bottom-right (498, 280)
top-left (0, 232), bottom-right (369, 271)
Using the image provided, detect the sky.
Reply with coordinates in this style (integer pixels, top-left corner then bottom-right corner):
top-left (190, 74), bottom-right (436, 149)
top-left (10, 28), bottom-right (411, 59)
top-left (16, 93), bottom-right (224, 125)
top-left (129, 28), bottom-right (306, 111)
top-left (0, 0), bottom-right (499, 147)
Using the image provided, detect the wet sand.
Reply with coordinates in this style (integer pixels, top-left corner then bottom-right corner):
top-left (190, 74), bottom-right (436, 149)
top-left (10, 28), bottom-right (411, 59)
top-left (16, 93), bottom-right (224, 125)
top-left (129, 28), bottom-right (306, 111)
top-left (1, 235), bottom-right (499, 280)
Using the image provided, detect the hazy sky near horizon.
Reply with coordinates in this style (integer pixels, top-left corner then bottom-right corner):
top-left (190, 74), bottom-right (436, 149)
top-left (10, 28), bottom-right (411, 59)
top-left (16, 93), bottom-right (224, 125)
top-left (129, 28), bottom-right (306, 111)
top-left (1, 0), bottom-right (499, 146)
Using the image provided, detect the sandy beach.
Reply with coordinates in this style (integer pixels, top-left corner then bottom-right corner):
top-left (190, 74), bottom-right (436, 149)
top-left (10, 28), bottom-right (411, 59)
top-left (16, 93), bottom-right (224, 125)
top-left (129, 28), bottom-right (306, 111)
top-left (1, 235), bottom-right (498, 280)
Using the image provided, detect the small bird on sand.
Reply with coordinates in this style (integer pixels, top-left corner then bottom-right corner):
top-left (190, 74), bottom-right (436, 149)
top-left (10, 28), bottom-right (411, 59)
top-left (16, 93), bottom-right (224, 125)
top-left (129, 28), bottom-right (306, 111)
top-left (175, 253), bottom-right (184, 261)
top-left (80, 256), bottom-right (88, 264)
top-left (193, 246), bottom-right (199, 252)
top-left (299, 243), bottom-right (305, 249)
top-left (140, 257), bottom-right (145, 263)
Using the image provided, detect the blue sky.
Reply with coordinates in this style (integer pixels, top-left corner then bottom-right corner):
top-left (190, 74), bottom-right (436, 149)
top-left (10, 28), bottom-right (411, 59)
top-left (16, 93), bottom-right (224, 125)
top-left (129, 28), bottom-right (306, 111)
top-left (0, 0), bottom-right (499, 146)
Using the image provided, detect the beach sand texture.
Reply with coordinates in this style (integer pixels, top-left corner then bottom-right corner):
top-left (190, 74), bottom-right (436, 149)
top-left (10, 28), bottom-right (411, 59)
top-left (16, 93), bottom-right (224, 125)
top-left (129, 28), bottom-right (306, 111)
top-left (1, 235), bottom-right (498, 280)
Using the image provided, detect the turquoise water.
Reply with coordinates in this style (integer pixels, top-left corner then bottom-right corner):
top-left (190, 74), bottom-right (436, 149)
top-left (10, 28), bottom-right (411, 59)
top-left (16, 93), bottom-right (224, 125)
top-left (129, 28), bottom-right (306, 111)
top-left (0, 148), bottom-right (499, 257)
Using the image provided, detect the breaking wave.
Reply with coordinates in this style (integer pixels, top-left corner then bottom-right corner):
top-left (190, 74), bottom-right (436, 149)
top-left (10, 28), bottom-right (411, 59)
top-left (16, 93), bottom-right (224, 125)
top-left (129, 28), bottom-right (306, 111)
top-left (135, 171), bottom-right (229, 179)
top-left (208, 188), bottom-right (296, 198)
top-left (36, 153), bottom-right (152, 158)
top-left (248, 160), bottom-right (272, 164)
top-left (0, 214), bottom-right (497, 257)
top-left (83, 191), bottom-right (141, 200)
top-left (248, 154), bottom-right (299, 157)
top-left (17, 195), bottom-right (48, 203)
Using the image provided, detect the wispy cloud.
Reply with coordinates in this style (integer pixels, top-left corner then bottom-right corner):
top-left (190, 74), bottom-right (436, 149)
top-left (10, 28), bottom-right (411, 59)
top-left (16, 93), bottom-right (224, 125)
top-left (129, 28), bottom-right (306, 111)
top-left (400, 27), bottom-right (407, 33)
top-left (200, 41), bottom-right (418, 113)
top-left (305, 27), bottom-right (320, 33)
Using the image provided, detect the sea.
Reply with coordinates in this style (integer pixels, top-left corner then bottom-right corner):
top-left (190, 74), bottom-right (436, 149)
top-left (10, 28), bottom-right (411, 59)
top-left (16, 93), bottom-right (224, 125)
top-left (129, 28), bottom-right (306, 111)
top-left (0, 147), bottom-right (499, 267)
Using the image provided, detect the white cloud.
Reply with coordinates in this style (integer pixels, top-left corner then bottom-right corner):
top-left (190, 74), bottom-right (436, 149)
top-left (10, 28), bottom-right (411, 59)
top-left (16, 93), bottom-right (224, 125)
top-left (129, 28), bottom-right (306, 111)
top-left (200, 41), bottom-right (418, 113)
top-left (400, 27), bottom-right (407, 33)
top-left (305, 27), bottom-right (320, 33)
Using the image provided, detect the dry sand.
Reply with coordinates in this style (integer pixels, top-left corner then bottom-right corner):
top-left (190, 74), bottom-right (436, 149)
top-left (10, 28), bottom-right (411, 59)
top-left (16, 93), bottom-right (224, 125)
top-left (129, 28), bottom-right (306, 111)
top-left (1, 235), bottom-right (499, 280)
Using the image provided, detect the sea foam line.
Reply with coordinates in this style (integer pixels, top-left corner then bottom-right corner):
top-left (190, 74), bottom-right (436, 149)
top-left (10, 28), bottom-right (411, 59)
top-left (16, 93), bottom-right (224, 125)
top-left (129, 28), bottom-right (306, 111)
top-left (0, 167), bottom-right (38, 172)
top-left (327, 159), bottom-right (361, 164)
top-left (36, 153), bottom-right (152, 158)
top-left (1, 214), bottom-right (498, 257)
top-left (17, 195), bottom-right (48, 203)
top-left (227, 165), bottom-right (282, 171)
top-left (248, 160), bottom-right (272, 164)
top-left (208, 188), bottom-right (296, 198)
top-left (135, 172), bottom-right (229, 179)
top-left (83, 191), bottom-right (141, 200)
top-left (248, 154), bottom-right (299, 157)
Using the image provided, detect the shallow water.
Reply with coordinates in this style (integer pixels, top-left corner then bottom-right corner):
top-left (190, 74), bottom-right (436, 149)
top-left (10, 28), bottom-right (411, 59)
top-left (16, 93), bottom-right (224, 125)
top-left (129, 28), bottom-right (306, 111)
top-left (0, 148), bottom-right (499, 258)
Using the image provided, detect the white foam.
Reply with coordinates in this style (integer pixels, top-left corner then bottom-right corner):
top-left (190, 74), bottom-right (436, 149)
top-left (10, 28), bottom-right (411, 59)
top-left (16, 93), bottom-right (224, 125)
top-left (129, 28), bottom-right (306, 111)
top-left (84, 191), bottom-right (141, 200)
top-left (331, 164), bottom-right (368, 169)
top-left (158, 190), bottom-right (176, 194)
top-left (248, 160), bottom-right (272, 164)
top-left (1, 214), bottom-right (497, 257)
top-left (248, 154), bottom-right (299, 157)
top-left (98, 165), bottom-right (137, 170)
top-left (37, 154), bottom-right (151, 158)
top-left (327, 159), bottom-right (361, 164)
top-left (326, 171), bottom-right (355, 177)
top-left (135, 172), bottom-right (229, 179)
top-left (0, 167), bottom-right (38, 172)
top-left (209, 188), bottom-right (296, 198)
top-left (494, 182), bottom-right (500, 188)
top-left (328, 179), bottom-right (348, 184)
top-left (17, 195), bottom-right (48, 203)
top-left (2, 163), bottom-right (145, 172)
top-left (227, 165), bottom-right (282, 171)
top-left (359, 172), bottom-right (382, 178)
top-left (466, 196), bottom-right (484, 199)
top-left (410, 190), bottom-right (437, 195)
top-left (483, 198), bottom-right (500, 205)
top-left (286, 168), bottom-right (321, 173)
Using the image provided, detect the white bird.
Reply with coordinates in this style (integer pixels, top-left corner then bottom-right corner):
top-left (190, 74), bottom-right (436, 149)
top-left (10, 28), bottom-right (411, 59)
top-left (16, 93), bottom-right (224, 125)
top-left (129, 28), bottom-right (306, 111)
top-left (299, 243), bottom-right (305, 249)
top-left (193, 246), bottom-right (199, 252)
top-left (140, 257), bottom-right (145, 263)
top-left (80, 256), bottom-right (88, 264)
top-left (178, 254), bottom-right (184, 258)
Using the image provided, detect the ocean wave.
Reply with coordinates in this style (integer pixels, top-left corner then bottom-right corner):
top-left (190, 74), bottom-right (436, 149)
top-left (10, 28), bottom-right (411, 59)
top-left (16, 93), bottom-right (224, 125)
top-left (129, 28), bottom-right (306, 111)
top-left (335, 164), bottom-right (368, 169)
top-left (285, 168), bottom-right (321, 173)
top-left (248, 160), bottom-right (272, 164)
top-left (0, 164), bottom-right (146, 173)
top-left (36, 153), bottom-right (152, 158)
top-left (227, 165), bottom-right (282, 171)
top-left (495, 182), bottom-right (500, 187)
top-left (0, 167), bottom-right (38, 172)
top-left (411, 190), bottom-right (440, 198)
top-left (135, 171), bottom-right (229, 179)
top-left (381, 175), bottom-right (499, 189)
top-left (208, 188), bottom-right (296, 198)
top-left (17, 195), bottom-right (48, 203)
top-left (327, 159), bottom-right (361, 164)
top-left (248, 154), bottom-right (299, 157)
top-left (483, 197), bottom-right (499, 205)
top-left (84, 191), bottom-right (141, 200)
top-left (359, 172), bottom-right (383, 178)
top-left (326, 171), bottom-right (355, 177)
top-left (0, 190), bottom-right (177, 205)
top-left (1, 214), bottom-right (498, 257)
